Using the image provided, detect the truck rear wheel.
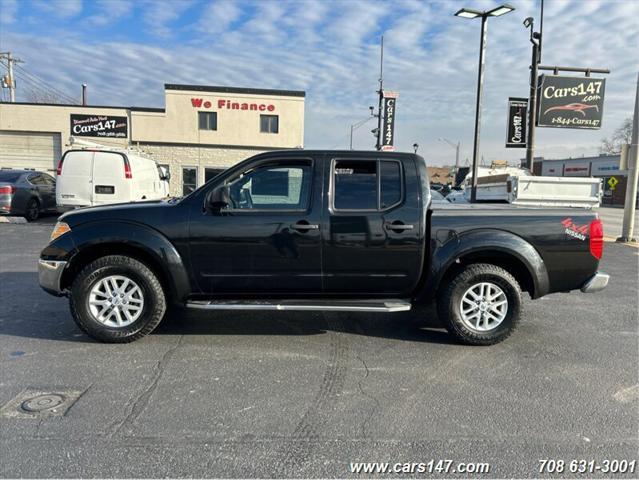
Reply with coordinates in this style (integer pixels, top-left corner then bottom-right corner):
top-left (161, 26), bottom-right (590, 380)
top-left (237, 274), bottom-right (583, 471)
top-left (437, 263), bottom-right (522, 345)
top-left (69, 255), bottom-right (166, 343)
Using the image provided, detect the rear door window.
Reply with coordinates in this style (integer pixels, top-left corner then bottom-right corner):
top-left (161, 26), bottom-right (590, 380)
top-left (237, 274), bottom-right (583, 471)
top-left (93, 152), bottom-right (125, 178)
top-left (333, 159), bottom-right (402, 211)
top-left (41, 174), bottom-right (56, 186)
top-left (380, 161), bottom-right (401, 208)
top-left (333, 160), bottom-right (377, 210)
top-left (28, 173), bottom-right (44, 185)
top-left (63, 152), bottom-right (93, 176)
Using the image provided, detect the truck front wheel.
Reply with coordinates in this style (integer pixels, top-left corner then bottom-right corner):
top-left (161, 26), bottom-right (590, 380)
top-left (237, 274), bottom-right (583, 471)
top-left (438, 263), bottom-right (522, 346)
top-left (69, 255), bottom-right (167, 343)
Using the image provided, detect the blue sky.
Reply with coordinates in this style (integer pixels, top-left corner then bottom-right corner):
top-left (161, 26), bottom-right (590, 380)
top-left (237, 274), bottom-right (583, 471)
top-left (0, 0), bottom-right (637, 165)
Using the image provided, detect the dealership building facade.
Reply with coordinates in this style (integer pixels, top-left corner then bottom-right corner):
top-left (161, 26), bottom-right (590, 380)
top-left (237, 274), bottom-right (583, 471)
top-left (0, 84), bottom-right (305, 195)
top-left (524, 154), bottom-right (631, 206)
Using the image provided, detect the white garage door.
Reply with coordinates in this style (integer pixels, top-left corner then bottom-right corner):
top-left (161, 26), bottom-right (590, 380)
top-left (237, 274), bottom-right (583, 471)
top-left (0, 131), bottom-right (62, 173)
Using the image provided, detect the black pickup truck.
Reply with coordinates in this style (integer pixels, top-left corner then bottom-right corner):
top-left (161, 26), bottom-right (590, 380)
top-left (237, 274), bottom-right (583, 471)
top-left (39, 150), bottom-right (609, 345)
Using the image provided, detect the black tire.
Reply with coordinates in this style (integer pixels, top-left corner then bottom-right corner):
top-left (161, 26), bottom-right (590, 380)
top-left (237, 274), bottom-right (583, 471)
top-left (437, 263), bottom-right (522, 346)
top-left (25, 198), bottom-right (40, 222)
top-left (69, 255), bottom-right (166, 343)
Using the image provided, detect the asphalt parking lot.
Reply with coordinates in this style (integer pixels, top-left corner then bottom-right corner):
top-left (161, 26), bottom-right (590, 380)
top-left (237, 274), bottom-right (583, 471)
top-left (1, 216), bottom-right (637, 478)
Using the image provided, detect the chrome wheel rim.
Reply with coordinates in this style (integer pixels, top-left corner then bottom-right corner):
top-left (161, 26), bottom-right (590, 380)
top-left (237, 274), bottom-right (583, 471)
top-left (89, 275), bottom-right (144, 327)
top-left (459, 282), bottom-right (508, 332)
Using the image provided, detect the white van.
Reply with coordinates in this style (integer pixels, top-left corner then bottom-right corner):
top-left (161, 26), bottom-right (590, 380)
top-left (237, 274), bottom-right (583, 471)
top-left (56, 149), bottom-right (170, 209)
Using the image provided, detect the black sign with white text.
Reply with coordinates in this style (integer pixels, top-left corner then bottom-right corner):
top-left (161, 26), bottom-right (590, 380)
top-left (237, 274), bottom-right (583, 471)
top-left (70, 114), bottom-right (128, 138)
top-left (537, 75), bottom-right (605, 129)
top-left (506, 97), bottom-right (527, 148)
top-left (381, 91), bottom-right (398, 151)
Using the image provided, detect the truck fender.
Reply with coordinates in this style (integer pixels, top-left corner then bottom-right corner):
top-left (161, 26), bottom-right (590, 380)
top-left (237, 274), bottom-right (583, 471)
top-left (417, 229), bottom-right (549, 302)
top-left (65, 221), bottom-right (192, 302)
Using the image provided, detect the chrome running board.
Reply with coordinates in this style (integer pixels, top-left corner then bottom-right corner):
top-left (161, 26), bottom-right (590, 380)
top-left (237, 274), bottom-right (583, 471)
top-left (186, 299), bottom-right (412, 313)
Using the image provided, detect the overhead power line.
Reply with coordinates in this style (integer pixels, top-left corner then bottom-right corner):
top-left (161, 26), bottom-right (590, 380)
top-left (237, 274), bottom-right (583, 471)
top-left (0, 59), bottom-right (78, 104)
top-left (13, 63), bottom-right (78, 103)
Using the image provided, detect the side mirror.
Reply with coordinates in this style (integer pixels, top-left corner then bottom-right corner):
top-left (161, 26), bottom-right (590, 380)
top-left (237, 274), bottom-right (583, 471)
top-left (208, 185), bottom-right (230, 211)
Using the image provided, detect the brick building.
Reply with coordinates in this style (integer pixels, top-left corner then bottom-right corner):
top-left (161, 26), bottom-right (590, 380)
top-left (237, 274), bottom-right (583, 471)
top-left (0, 84), bottom-right (305, 195)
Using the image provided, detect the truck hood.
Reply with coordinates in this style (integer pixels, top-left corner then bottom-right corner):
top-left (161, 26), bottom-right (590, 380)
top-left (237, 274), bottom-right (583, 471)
top-left (59, 199), bottom-right (178, 226)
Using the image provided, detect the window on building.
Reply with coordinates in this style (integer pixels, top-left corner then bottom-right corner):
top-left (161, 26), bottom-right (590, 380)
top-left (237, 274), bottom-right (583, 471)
top-left (198, 112), bottom-right (217, 131)
top-left (260, 115), bottom-right (279, 134)
top-left (205, 168), bottom-right (225, 183)
top-left (333, 159), bottom-right (402, 211)
top-left (158, 164), bottom-right (170, 180)
top-left (182, 167), bottom-right (198, 196)
top-left (227, 162), bottom-right (311, 210)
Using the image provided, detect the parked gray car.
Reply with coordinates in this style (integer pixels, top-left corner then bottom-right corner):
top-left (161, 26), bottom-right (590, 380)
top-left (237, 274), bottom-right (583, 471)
top-left (0, 169), bottom-right (58, 221)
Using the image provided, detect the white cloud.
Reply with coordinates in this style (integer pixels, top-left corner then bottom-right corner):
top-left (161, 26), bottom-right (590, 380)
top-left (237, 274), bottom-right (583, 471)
top-left (2, 0), bottom-right (638, 164)
top-left (0, 0), bottom-right (18, 24)
top-left (142, 0), bottom-right (195, 38)
top-left (32, 0), bottom-right (83, 18)
top-left (87, 0), bottom-right (134, 26)
top-left (195, 0), bottom-right (242, 34)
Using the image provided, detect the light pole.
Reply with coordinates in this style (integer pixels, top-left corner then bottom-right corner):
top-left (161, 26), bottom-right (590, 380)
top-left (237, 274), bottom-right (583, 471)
top-left (455, 4), bottom-right (515, 202)
top-left (523, 16), bottom-right (541, 172)
top-left (349, 107), bottom-right (375, 150)
top-left (438, 137), bottom-right (460, 172)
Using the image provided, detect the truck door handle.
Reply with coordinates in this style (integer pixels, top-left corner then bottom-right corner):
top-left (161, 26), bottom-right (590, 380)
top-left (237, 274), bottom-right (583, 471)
top-left (385, 222), bottom-right (414, 232)
top-left (291, 221), bottom-right (319, 232)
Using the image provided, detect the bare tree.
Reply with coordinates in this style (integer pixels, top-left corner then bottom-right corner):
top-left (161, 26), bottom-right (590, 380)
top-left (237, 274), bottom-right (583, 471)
top-left (600, 117), bottom-right (633, 154)
top-left (24, 88), bottom-right (75, 104)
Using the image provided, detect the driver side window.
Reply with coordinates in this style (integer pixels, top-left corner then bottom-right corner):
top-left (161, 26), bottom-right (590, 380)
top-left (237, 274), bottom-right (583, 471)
top-left (228, 162), bottom-right (312, 211)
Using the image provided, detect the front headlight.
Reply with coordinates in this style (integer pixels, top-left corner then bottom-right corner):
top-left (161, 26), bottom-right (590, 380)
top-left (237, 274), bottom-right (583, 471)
top-left (50, 222), bottom-right (71, 242)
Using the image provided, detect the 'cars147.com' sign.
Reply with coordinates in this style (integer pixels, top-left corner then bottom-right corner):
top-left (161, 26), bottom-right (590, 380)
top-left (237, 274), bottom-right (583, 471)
top-left (505, 97), bottom-right (527, 148)
top-left (381, 91), bottom-right (399, 152)
top-left (70, 114), bottom-right (128, 138)
top-left (537, 75), bottom-right (605, 129)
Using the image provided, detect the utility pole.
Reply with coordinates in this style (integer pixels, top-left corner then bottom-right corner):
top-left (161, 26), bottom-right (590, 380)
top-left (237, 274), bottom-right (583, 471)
top-left (618, 72), bottom-right (639, 243)
top-left (0, 52), bottom-right (23, 102)
top-left (375, 36), bottom-right (384, 151)
top-left (524, 17), bottom-right (541, 172)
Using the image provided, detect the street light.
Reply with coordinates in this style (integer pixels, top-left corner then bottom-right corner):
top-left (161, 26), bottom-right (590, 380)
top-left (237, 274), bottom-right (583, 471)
top-left (349, 106), bottom-right (375, 150)
top-left (438, 137), bottom-right (461, 172)
top-left (454, 4), bottom-right (515, 18)
top-left (455, 4), bottom-right (515, 202)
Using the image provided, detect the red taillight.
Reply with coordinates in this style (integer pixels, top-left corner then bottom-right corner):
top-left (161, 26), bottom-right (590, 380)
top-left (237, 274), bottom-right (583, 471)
top-left (589, 219), bottom-right (604, 260)
top-left (56, 157), bottom-right (64, 175)
top-left (123, 158), bottom-right (132, 179)
top-left (0, 185), bottom-right (16, 195)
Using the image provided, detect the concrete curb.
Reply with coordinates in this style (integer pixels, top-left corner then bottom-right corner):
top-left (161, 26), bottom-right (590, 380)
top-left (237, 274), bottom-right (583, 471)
top-left (606, 236), bottom-right (639, 248)
top-left (0, 216), bottom-right (28, 224)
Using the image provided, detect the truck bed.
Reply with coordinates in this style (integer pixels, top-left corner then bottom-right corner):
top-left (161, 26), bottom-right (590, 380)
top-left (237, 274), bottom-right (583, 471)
top-left (430, 205), bottom-right (600, 293)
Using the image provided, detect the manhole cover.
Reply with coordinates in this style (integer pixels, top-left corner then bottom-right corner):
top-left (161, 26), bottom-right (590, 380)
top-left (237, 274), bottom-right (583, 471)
top-left (21, 394), bottom-right (66, 412)
top-left (0, 389), bottom-right (84, 418)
